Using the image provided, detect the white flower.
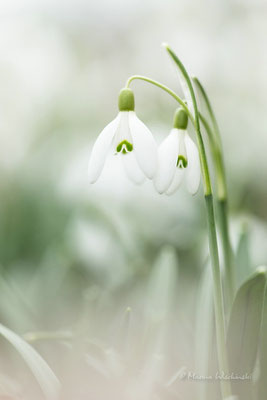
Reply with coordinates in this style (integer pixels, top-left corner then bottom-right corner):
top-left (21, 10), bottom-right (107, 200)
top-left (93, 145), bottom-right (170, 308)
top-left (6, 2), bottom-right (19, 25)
top-left (154, 109), bottom-right (200, 195)
top-left (88, 89), bottom-right (157, 185)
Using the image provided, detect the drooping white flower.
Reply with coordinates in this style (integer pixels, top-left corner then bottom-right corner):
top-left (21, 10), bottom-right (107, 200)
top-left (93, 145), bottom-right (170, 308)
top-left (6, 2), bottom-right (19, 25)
top-left (154, 108), bottom-right (200, 195)
top-left (88, 88), bottom-right (157, 185)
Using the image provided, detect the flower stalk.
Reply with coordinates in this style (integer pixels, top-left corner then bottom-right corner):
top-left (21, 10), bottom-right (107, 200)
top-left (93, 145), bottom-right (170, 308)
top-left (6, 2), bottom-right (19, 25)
top-left (194, 77), bottom-right (235, 309)
top-left (126, 75), bottom-right (194, 122)
top-left (163, 44), bottom-right (232, 399)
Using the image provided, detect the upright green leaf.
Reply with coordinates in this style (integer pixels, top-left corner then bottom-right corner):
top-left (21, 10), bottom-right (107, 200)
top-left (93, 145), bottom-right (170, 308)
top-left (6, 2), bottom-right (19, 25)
top-left (143, 246), bottom-right (179, 390)
top-left (257, 275), bottom-right (267, 400)
top-left (145, 245), bottom-right (179, 323)
top-left (235, 224), bottom-right (252, 287)
top-left (195, 262), bottom-right (215, 400)
top-left (227, 268), bottom-right (267, 399)
top-left (0, 323), bottom-right (60, 399)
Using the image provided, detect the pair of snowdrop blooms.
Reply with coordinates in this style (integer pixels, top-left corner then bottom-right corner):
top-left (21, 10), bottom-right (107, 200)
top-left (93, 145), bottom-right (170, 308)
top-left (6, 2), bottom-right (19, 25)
top-left (88, 88), bottom-right (200, 195)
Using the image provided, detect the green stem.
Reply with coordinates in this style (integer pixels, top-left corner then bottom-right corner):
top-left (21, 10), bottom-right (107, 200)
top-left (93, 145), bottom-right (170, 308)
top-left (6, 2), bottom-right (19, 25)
top-left (217, 199), bottom-right (235, 308)
top-left (205, 195), bottom-right (232, 399)
top-left (199, 113), bottom-right (226, 201)
top-left (164, 44), bottom-right (232, 399)
top-left (193, 77), bottom-right (227, 200)
top-left (195, 79), bottom-right (235, 308)
top-left (126, 75), bottom-right (194, 123)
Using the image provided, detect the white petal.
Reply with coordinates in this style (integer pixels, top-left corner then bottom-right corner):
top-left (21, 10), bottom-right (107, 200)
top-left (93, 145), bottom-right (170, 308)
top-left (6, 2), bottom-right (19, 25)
top-left (184, 132), bottom-right (201, 195)
top-left (128, 111), bottom-right (157, 179)
top-left (165, 168), bottom-right (185, 196)
top-left (88, 115), bottom-right (119, 183)
top-left (153, 129), bottom-right (179, 194)
top-left (121, 151), bottom-right (145, 185)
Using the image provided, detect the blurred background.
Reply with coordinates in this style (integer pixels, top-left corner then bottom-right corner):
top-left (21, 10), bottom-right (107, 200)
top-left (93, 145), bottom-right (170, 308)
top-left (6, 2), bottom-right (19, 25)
top-left (0, 0), bottom-right (267, 399)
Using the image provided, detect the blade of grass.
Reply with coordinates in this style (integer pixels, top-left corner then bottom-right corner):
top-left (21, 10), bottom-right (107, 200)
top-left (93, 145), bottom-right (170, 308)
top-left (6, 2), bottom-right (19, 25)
top-left (0, 323), bottom-right (60, 400)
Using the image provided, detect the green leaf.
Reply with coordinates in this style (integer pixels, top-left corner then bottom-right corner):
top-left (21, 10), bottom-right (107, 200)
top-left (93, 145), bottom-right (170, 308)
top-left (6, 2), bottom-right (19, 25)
top-left (143, 245), bottom-right (179, 381)
top-left (257, 276), bottom-right (267, 400)
top-left (0, 323), bottom-right (60, 399)
top-left (235, 224), bottom-right (252, 287)
top-left (145, 245), bottom-right (179, 323)
top-left (195, 262), bottom-right (215, 400)
top-left (227, 268), bottom-right (267, 399)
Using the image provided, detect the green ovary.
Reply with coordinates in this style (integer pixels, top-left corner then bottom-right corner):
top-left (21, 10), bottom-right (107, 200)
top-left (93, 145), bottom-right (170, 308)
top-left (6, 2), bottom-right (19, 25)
top-left (177, 155), bottom-right (188, 168)
top-left (116, 140), bottom-right (133, 154)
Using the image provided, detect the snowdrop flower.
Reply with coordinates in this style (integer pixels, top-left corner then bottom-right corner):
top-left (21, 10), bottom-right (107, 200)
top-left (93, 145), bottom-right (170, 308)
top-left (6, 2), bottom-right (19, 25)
top-left (88, 88), bottom-right (157, 185)
top-left (154, 108), bottom-right (200, 195)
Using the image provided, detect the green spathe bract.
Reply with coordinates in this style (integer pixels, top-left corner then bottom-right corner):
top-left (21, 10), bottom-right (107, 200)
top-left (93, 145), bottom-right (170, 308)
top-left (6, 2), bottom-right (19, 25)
top-left (173, 108), bottom-right (188, 130)
top-left (118, 88), bottom-right (135, 111)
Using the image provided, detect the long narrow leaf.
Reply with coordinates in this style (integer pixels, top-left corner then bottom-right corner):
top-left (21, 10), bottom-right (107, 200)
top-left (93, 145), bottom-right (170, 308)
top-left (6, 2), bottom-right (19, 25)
top-left (195, 261), bottom-right (214, 400)
top-left (235, 225), bottom-right (252, 287)
top-left (227, 268), bottom-right (267, 399)
top-left (145, 245), bottom-right (179, 322)
top-left (257, 272), bottom-right (267, 400)
top-left (0, 323), bottom-right (60, 400)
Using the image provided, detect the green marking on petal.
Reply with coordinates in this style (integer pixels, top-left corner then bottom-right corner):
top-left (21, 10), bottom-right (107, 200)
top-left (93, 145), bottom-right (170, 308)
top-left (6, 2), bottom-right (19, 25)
top-left (177, 155), bottom-right (188, 168)
top-left (116, 140), bottom-right (133, 154)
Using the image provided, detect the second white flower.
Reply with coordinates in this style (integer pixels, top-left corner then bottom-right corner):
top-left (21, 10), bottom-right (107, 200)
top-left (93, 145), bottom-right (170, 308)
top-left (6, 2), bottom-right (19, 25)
top-left (154, 108), bottom-right (201, 195)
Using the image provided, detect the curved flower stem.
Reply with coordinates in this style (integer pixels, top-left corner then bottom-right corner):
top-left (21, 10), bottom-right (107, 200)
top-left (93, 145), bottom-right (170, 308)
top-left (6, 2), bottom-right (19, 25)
top-left (126, 75), bottom-right (194, 123)
top-left (196, 80), bottom-right (235, 310)
top-left (163, 44), bottom-right (232, 399)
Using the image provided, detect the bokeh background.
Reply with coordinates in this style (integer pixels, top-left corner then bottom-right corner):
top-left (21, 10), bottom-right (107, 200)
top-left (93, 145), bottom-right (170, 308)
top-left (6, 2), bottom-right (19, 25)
top-left (0, 0), bottom-right (267, 399)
